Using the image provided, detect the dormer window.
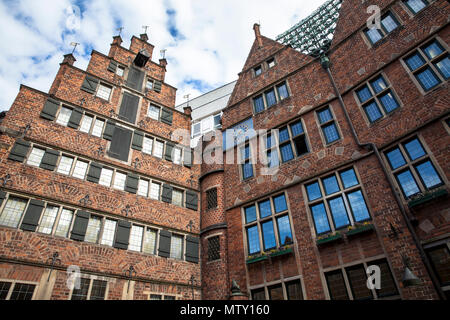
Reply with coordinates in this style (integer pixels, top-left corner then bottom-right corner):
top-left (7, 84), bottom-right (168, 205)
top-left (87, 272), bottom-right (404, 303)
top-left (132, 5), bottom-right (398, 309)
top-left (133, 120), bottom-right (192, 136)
top-left (254, 65), bottom-right (262, 76)
top-left (267, 58), bottom-right (275, 68)
top-left (134, 49), bottom-right (150, 67)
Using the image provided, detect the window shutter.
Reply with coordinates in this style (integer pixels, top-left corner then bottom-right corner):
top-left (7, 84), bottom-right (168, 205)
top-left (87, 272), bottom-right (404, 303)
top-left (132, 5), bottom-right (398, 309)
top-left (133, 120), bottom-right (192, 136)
top-left (39, 149), bottom-right (60, 171)
top-left (125, 173), bottom-right (139, 194)
top-left (20, 199), bottom-right (45, 232)
top-left (126, 67), bottom-right (145, 91)
top-left (165, 142), bottom-right (175, 162)
top-left (68, 108), bottom-right (83, 129)
top-left (40, 98), bottom-right (60, 121)
top-left (8, 139), bottom-right (31, 162)
top-left (0, 191), bottom-right (6, 207)
top-left (118, 92), bottom-right (139, 124)
top-left (131, 131), bottom-right (144, 151)
top-left (183, 148), bottom-right (193, 168)
top-left (161, 184), bottom-right (173, 203)
top-left (153, 80), bottom-right (162, 93)
top-left (103, 120), bottom-right (116, 141)
top-left (87, 162), bottom-right (103, 183)
top-left (108, 127), bottom-right (132, 162)
top-left (107, 60), bottom-right (118, 73)
top-left (185, 236), bottom-right (199, 263)
top-left (113, 220), bottom-right (131, 250)
top-left (158, 230), bottom-right (171, 258)
top-left (185, 190), bottom-right (198, 211)
top-left (160, 108), bottom-right (173, 125)
top-left (81, 75), bottom-right (99, 94)
top-left (70, 211), bottom-right (90, 241)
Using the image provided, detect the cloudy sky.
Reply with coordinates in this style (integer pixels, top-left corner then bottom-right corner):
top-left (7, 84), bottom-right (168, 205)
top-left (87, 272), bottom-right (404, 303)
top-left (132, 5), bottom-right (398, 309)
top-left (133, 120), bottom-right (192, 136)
top-left (0, 0), bottom-right (327, 112)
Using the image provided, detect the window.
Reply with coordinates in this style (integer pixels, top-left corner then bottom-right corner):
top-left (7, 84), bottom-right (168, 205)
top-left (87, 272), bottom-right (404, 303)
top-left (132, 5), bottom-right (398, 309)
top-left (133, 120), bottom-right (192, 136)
top-left (72, 160), bottom-right (88, 180)
top-left (26, 147), bottom-right (45, 167)
top-left (268, 284), bottom-right (284, 300)
top-left (265, 88), bottom-right (277, 108)
top-left (79, 114), bottom-right (93, 133)
top-left (146, 78), bottom-right (154, 90)
top-left (208, 236), bottom-right (220, 261)
top-left (85, 216), bottom-right (102, 243)
top-left (91, 118), bottom-right (105, 137)
top-left (355, 74), bottom-right (400, 123)
top-left (250, 280), bottom-right (304, 300)
top-left (71, 278), bottom-right (107, 300)
top-left (100, 219), bottom-right (117, 246)
top-left (143, 228), bottom-right (157, 254)
top-left (404, 39), bottom-right (449, 91)
top-left (267, 58), bottom-right (275, 68)
top-left (54, 209), bottom-right (74, 237)
top-left (403, 0), bottom-right (429, 14)
top-left (253, 81), bottom-right (290, 113)
top-left (56, 106), bottom-right (72, 126)
top-left (170, 234), bottom-right (183, 259)
top-left (317, 107), bottom-right (340, 144)
top-left (99, 168), bottom-right (113, 187)
top-left (214, 114), bottom-right (221, 128)
top-left (173, 147), bottom-right (182, 165)
top-left (150, 182), bottom-right (161, 200)
top-left (96, 84), bottom-right (112, 100)
top-left (206, 188), bottom-right (217, 210)
top-left (426, 243), bottom-right (450, 297)
top-left (37, 205), bottom-right (59, 234)
top-left (254, 65), bottom-right (262, 76)
top-left (0, 282), bottom-right (36, 300)
top-left (172, 188), bottom-right (184, 207)
top-left (385, 137), bottom-right (443, 198)
top-left (148, 104), bottom-right (160, 120)
top-left (241, 144), bottom-right (254, 180)
top-left (138, 179), bottom-right (149, 197)
top-left (244, 194), bottom-right (293, 256)
top-left (57, 156), bottom-right (74, 175)
top-left (113, 172), bottom-right (126, 190)
top-left (192, 122), bottom-right (201, 137)
top-left (0, 197), bottom-right (27, 228)
top-left (364, 12), bottom-right (399, 45)
top-left (253, 95), bottom-right (265, 113)
top-left (129, 225), bottom-right (144, 252)
top-left (306, 167), bottom-right (370, 235)
top-left (116, 66), bottom-right (125, 77)
top-left (153, 140), bottom-right (164, 158)
top-left (142, 136), bottom-right (154, 155)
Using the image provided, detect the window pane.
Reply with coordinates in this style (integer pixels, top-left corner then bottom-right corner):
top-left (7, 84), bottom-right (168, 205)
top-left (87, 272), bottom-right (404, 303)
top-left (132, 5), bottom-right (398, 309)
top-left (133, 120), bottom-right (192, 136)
top-left (193, 123), bottom-right (201, 137)
top-left (170, 235), bottom-right (183, 259)
top-left (0, 282), bottom-right (11, 300)
top-left (435, 56), bottom-right (450, 79)
top-left (405, 0), bottom-right (427, 14)
top-left (346, 266), bottom-right (373, 300)
top-left (245, 205), bottom-right (257, 223)
top-left (290, 121), bottom-right (304, 136)
top-left (386, 148), bottom-right (406, 170)
top-left (294, 136), bottom-right (308, 157)
top-left (274, 194), bottom-right (288, 213)
top-left (72, 160), bottom-right (88, 180)
top-left (142, 137), bottom-right (153, 155)
top-left (318, 108), bottom-right (333, 124)
top-left (148, 105), bottom-right (160, 120)
top-left (347, 190), bottom-right (370, 222)
top-left (340, 168), bottom-right (359, 189)
top-left (85, 216), bottom-right (102, 243)
top-left (150, 294), bottom-right (162, 300)
top-left (328, 197), bottom-right (350, 229)
top-left (100, 219), bottom-right (116, 246)
top-left (267, 150), bottom-right (279, 168)
top-left (71, 278), bottom-right (90, 300)
top-left (266, 134), bottom-right (275, 149)
top-left (268, 284), bottom-right (284, 300)
top-left (208, 236), bottom-right (220, 261)
top-left (254, 66), bottom-right (262, 76)
top-left (214, 114), bottom-right (221, 127)
top-left (54, 209), bottom-right (74, 237)
top-left (356, 86), bottom-right (372, 103)
top-left (129, 225), bottom-right (144, 252)
top-left (280, 143), bottom-right (294, 162)
top-left (143, 228), bottom-right (157, 255)
top-left (277, 83), bottom-right (289, 100)
top-left (415, 161), bottom-right (442, 189)
top-left (323, 123), bottom-right (340, 144)
top-left (26, 147), bottom-right (45, 167)
top-left (396, 170), bottom-right (420, 197)
top-left (57, 156), bottom-right (74, 175)
top-left (323, 175), bottom-right (340, 195)
top-left (265, 89), bottom-right (277, 108)
top-left (0, 197), bottom-right (27, 228)
top-left (405, 53), bottom-right (425, 71)
top-left (254, 95), bottom-right (265, 113)
top-left (154, 141), bottom-right (164, 158)
top-left (373, 259), bottom-right (399, 297)
top-left (96, 84), bottom-right (112, 100)
top-left (364, 101), bottom-right (383, 122)
top-left (286, 280), bottom-right (304, 300)
top-left (138, 179), bottom-right (149, 197)
top-left (172, 189), bottom-right (183, 207)
top-left (117, 66), bottom-right (124, 77)
top-left (252, 288), bottom-right (266, 300)
top-left (99, 168), bottom-right (113, 187)
top-left (306, 182), bottom-right (322, 201)
top-left (91, 119), bottom-right (105, 137)
top-left (370, 76), bottom-right (388, 93)
top-left (326, 271), bottom-right (349, 300)
top-left (243, 162), bottom-right (253, 179)
top-left (381, 14), bottom-right (398, 33)
top-left (113, 172), bottom-right (126, 190)
top-left (262, 220), bottom-right (276, 250)
top-left (79, 115), bottom-right (93, 133)
top-left (379, 91), bottom-right (399, 113)
top-left (366, 28), bottom-right (383, 44)
top-left (90, 280), bottom-right (107, 300)
top-left (247, 226), bottom-right (260, 254)
top-left (311, 203), bottom-right (331, 234)
top-left (403, 138), bottom-right (426, 161)
top-left (9, 283), bottom-right (36, 300)
top-left (258, 200), bottom-right (272, 218)
top-left (56, 106), bottom-right (72, 126)
top-left (173, 148), bottom-right (182, 165)
top-left (423, 41), bottom-right (444, 59)
top-left (150, 182), bottom-right (161, 200)
top-left (279, 127), bottom-right (290, 143)
top-left (37, 205), bottom-right (59, 234)
top-left (416, 67), bottom-right (440, 90)
top-left (277, 215), bottom-right (293, 245)
top-left (427, 246), bottom-right (450, 286)
top-left (146, 79), bottom-right (153, 90)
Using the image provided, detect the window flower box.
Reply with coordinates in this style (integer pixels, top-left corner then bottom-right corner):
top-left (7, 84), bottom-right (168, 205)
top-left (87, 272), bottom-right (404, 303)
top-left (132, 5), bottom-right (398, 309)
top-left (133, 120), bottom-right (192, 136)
top-left (316, 233), bottom-right (343, 246)
top-left (269, 246), bottom-right (293, 258)
top-left (246, 254), bottom-right (268, 265)
top-left (408, 188), bottom-right (448, 208)
top-left (346, 223), bottom-right (374, 237)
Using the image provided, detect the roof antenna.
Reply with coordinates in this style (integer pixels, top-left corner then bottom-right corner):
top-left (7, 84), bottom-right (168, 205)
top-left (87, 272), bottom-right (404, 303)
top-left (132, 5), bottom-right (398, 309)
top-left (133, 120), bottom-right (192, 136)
top-left (117, 26), bottom-right (124, 37)
top-left (183, 94), bottom-right (191, 106)
top-left (160, 49), bottom-right (167, 59)
top-left (142, 25), bottom-right (150, 34)
top-left (70, 42), bottom-right (80, 54)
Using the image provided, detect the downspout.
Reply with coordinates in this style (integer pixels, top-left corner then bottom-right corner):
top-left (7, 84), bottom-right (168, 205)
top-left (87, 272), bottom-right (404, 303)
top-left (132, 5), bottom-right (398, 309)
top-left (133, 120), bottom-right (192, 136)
top-left (320, 55), bottom-right (446, 300)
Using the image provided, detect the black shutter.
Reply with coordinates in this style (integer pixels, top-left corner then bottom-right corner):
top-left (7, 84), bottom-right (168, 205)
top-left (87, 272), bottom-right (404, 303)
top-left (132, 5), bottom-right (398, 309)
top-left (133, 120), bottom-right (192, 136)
top-left (87, 162), bottom-right (103, 183)
top-left (81, 75), bottom-right (99, 94)
top-left (118, 92), bottom-right (139, 124)
top-left (160, 108), bottom-right (173, 125)
top-left (20, 199), bottom-right (45, 232)
top-left (107, 60), bottom-right (118, 73)
top-left (8, 139), bottom-right (31, 162)
top-left (161, 184), bottom-right (173, 203)
top-left (165, 142), bottom-right (175, 162)
top-left (108, 127), bottom-right (132, 162)
top-left (113, 220), bottom-right (131, 250)
top-left (103, 120), bottom-right (116, 141)
top-left (158, 230), bottom-right (171, 258)
top-left (70, 211), bottom-right (90, 241)
top-left (125, 173), bottom-right (139, 194)
top-left (131, 131), bottom-right (144, 151)
top-left (39, 149), bottom-right (60, 171)
top-left (126, 67), bottom-right (145, 91)
top-left (185, 190), bottom-right (198, 211)
top-left (183, 148), bottom-right (193, 168)
top-left (0, 191), bottom-right (6, 207)
top-left (68, 108), bottom-right (83, 129)
top-left (185, 236), bottom-right (199, 263)
top-left (153, 80), bottom-right (162, 93)
top-left (40, 98), bottom-right (60, 121)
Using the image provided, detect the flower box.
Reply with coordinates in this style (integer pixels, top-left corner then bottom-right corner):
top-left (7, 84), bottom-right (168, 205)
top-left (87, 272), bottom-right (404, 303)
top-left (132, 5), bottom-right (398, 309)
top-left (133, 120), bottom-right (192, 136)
top-left (316, 233), bottom-right (343, 246)
top-left (408, 189), bottom-right (448, 208)
top-left (269, 247), bottom-right (293, 258)
top-left (246, 255), bottom-right (268, 265)
top-left (346, 224), bottom-right (374, 237)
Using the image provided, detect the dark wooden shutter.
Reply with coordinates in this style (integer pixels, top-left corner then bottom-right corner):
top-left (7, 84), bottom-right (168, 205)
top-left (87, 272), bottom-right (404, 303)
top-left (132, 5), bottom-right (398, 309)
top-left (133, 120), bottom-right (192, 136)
top-left (70, 211), bottom-right (90, 241)
top-left (8, 139), bottom-right (31, 162)
top-left (118, 92), bottom-right (139, 124)
top-left (153, 80), bottom-right (162, 93)
top-left (161, 184), bottom-right (173, 203)
top-left (185, 190), bottom-right (198, 211)
top-left (185, 236), bottom-right (199, 263)
top-left (40, 98), bottom-right (60, 121)
top-left (81, 75), bottom-right (99, 94)
top-left (158, 230), bottom-right (171, 258)
top-left (131, 131), bottom-right (144, 151)
top-left (0, 191), bottom-right (6, 207)
top-left (20, 200), bottom-right (45, 232)
top-left (103, 120), bottom-right (116, 141)
top-left (68, 108), bottom-right (83, 129)
top-left (108, 127), bottom-right (132, 162)
top-left (183, 148), bottom-right (193, 168)
top-left (160, 108), bottom-right (173, 125)
top-left (125, 173), bottom-right (139, 194)
top-left (126, 67), bottom-right (145, 91)
top-left (39, 149), bottom-right (60, 171)
top-left (107, 60), bottom-right (118, 73)
top-left (165, 142), bottom-right (175, 162)
top-left (113, 220), bottom-right (131, 250)
top-left (87, 162), bottom-right (103, 183)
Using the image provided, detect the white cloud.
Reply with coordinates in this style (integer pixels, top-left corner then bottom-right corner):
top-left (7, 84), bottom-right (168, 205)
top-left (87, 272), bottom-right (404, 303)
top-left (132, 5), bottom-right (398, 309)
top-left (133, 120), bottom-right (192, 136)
top-left (0, 0), bottom-right (327, 111)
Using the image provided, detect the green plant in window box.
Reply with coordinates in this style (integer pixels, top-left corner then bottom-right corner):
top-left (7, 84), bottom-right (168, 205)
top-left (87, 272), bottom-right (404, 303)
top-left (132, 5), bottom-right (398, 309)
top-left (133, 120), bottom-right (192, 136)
top-left (246, 252), bottom-right (268, 264)
top-left (408, 188), bottom-right (448, 208)
top-left (316, 231), bottom-right (343, 246)
top-left (346, 222), bottom-right (374, 237)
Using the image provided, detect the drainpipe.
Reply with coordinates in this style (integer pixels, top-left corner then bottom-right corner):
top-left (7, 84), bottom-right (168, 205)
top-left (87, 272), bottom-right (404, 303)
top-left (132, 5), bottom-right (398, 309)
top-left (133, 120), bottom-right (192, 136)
top-left (320, 55), bottom-right (446, 300)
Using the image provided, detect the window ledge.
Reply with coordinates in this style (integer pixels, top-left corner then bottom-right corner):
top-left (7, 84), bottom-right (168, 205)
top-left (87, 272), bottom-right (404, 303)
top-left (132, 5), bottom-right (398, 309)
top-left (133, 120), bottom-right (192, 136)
top-left (345, 223), bottom-right (375, 237)
top-left (408, 188), bottom-right (448, 209)
top-left (316, 233), bottom-right (343, 246)
top-left (246, 254), bottom-right (268, 265)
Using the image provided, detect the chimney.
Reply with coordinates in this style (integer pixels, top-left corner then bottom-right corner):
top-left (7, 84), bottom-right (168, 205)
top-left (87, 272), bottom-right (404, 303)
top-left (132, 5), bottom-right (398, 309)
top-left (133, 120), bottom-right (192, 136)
top-left (184, 105), bottom-right (192, 119)
top-left (112, 35), bottom-right (123, 46)
top-left (140, 33), bottom-right (149, 42)
top-left (159, 58), bottom-right (167, 69)
top-left (253, 23), bottom-right (263, 47)
top-left (62, 53), bottom-right (76, 66)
